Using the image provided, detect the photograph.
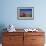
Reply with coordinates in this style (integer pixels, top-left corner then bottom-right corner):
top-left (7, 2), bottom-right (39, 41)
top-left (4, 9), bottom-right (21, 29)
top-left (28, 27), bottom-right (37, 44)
top-left (17, 7), bottom-right (34, 20)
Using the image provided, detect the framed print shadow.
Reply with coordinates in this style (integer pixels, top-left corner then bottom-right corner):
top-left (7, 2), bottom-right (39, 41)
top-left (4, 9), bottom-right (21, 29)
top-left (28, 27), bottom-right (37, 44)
top-left (17, 7), bottom-right (34, 20)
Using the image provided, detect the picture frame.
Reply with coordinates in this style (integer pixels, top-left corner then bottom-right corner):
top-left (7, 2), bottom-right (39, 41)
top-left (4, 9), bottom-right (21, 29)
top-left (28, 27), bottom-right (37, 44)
top-left (17, 7), bottom-right (34, 20)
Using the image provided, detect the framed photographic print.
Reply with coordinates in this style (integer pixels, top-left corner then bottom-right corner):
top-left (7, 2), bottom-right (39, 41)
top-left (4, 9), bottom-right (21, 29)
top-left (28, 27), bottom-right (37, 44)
top-left (17, 7), bottom-right (34, 20)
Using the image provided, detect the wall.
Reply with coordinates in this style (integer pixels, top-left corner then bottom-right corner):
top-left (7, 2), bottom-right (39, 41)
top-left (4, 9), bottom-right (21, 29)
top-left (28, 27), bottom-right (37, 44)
top-left (0, 0), bottom-right (46, 30)
top-left (0, 0), bottom-right (46, 45)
